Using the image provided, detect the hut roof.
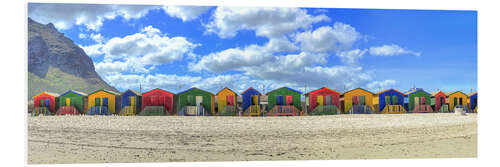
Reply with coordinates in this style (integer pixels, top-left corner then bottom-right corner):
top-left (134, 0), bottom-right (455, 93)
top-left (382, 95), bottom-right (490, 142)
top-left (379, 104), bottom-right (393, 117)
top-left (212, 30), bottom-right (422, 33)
top-left (177, 87), bottom-right (214, 95)
top-left (216, 87), bottom-right (238, 96)
top-left (266, 86), bottom-right (302, 95)
top-left (304, 87), bottom-right (340, 95)
top-left (404, 88), bottom-right (429, 95)
top-left (143, 88), bottom-right (175, 96)
top-left (376, 88), bottom-right (404, 95)
top-left (34, 92), bottom-right (60, 98)
top-left (88, 89), bottom-right (120, 96)
top-left (445, 91), bottom-right (466, 96)
top-left (122, 89), bottom-right (141, 96)
top-left (240, 87), bottom-right (262, 95)
top-left (341, 88), bottom-right (374, 96)
top-left (430, 90), bottom-right (445, 96)
top-left (60, 90), bottom-right (87, 97)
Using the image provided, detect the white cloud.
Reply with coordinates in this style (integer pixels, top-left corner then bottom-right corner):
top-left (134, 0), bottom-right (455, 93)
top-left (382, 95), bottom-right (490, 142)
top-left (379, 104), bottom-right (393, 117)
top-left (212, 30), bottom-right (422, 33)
top-left (295, 22), bottom-right (362, 53)
top-left (367, 80), bottom-right (397, 91)
top-left (90, 33), bottom-right (105, 43)
top-left (100, 72), bottom-right (203, 92)
top-left (28, 3), bottom-right (157, 31)
top-left (83, 25), bottom-right (199, 73)
top-left (78, 33), bottom-right (87, 39)
top-left (162, 6), bottom-right (211, 22)
top-left (369, 44), bottom-right (421, 57)
top-left (336, 49), bottom-right (367, 64)
top-left (204, 7), bottom-right (329, 38)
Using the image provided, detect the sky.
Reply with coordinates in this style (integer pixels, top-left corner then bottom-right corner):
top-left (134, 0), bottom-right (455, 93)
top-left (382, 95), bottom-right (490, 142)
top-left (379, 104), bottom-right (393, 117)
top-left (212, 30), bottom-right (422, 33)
top-left (28, 3), bottom-right (477, 94)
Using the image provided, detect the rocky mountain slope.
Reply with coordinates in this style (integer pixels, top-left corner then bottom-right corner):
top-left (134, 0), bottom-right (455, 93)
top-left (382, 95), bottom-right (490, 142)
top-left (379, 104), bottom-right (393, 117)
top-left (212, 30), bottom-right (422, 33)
top-left (28, 17), bottom-right (118, 98)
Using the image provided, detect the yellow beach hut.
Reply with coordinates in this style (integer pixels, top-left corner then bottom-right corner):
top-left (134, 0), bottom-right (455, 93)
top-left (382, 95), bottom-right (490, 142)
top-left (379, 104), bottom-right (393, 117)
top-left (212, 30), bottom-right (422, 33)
top-left (216, 87), bottom-right (238, 116)
top-left (341, 88), bottom-right (375, 114)
top-left (87, 89), bottom-right (120, 115)
top-left (446, 91), bottom-right (468, 112)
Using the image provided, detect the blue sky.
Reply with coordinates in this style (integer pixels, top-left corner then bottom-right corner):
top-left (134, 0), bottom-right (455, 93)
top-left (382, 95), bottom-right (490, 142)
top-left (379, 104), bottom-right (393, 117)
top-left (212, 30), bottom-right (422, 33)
top-left (28, 3), bottom-right (477, 94)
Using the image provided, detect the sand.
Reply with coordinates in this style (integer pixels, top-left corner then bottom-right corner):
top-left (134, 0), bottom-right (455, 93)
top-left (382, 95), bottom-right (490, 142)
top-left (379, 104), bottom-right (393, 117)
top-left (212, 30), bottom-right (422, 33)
top-left (28, 113), bottom-right (477, 164)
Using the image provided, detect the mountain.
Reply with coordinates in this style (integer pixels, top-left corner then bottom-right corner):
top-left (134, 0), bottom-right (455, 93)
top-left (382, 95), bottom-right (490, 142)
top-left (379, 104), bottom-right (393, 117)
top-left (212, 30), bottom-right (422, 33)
top-left (28, 17), bottom-right (118, 99)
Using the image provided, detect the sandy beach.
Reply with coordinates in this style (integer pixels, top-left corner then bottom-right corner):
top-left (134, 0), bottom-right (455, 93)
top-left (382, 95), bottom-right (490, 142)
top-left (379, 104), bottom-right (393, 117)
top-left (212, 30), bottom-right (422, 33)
top-left (28, 113), bottom-right (477, 164)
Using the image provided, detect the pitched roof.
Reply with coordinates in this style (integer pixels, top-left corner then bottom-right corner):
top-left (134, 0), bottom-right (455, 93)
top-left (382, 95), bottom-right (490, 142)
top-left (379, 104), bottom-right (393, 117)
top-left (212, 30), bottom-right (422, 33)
top-left (240, 87), bottom-right (261, 95)
top-left (404, 88), bottom-right (430, 95)
top-left (376, 88), bottom-right (404, 95)
top-left (445, 91), bottom-right (467, 96)
top-left (216, 87), bottom-right (238, 96)
top-left (122, 89), bottom-right (141, 96)
top-left (34, 92), bottom-right (60, 98)
top-left (304, 87), bottom-right (340, 95)
top-left (177, 87), bottom-right (215, 95)
top-left (143, 88), bottom-right (175, 95)
top-left (88, 89), bottom-right (120, 96)
top-left (266, 86), bottom-right (302, 95)
top-left (60, 90), bottom-right (87, 97)
top-left (430, 90), bottom-right (445, 96)
top-left (341, 88), bottom-right (374, 95)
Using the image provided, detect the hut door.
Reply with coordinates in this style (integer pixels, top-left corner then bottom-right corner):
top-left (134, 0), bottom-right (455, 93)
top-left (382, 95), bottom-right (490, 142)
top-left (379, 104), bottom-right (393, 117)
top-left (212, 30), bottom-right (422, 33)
top-left (252, 95), bottom-right (258, 105)
top-left (196, 96), bottom-right (203, 106)
top-left (95, 98), bottom-right (101, 106)
top-left (393, 96), bottom-right (398, 105)
top-left (276, 96), bottom-right (283, 105)
top-left (359, 96), bottom-right (365, 105)
top-left (440, 97), bottom-right (445, 105)
top-left (325, 96), bottom-right (332, 105)
top-left (317, 96), bottom-right (323, 106)
top-left (187, 95), bottom-right (194, 105)
top-left (352, 96), bottom-right (358, 105)
top-left (459, 98), bottom-right (463, 106)
top-left (286, 96), bottom-right (293, 105)
top-left (414, 97), bottom-right (419, 108)
top-left (129, 96), bottom-right (135, 107)
top-left (454, 97), bottom-right (458, 106)
top-left (385, 96), bottom-right (391, 105)
top-left (227, 96), bottom-right (234, 106)
top-left (66, 98), bottom-right (71, 106)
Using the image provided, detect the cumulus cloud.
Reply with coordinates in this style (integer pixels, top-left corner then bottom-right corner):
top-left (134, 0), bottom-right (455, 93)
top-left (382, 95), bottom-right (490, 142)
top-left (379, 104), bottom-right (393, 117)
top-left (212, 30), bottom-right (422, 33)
top-left (28, 3), bottom-right (157, 31)
top-left (336, 49), bottom-right (367, 64)
top-left (366, 80), bottom-right (397, 91)
top-left (295, 22), bottom-right (362, 53)
top-left (83, 25), bottom-right (199, 74)
top-left (204, 7), bottom-right (329, 38)
top-left (369, 44), bottom-right (421, 57)
top-left (78, 33), bottom-right (87, 39)
top-left (162, 6), bottom-right (211, 22)
top-left (90, 33), bottom-right (105, 43)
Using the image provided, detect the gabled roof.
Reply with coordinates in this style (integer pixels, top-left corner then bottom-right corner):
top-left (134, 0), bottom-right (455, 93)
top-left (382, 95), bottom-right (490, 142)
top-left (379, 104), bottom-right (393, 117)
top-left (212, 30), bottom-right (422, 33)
top-left (122, 89), bottom-right (141, 96)
top-left (430, 90), bottom-right (446, 96)
top-left (216, 87), bottom-right (238, 96)
top-left (404, 88), bottom-right (430, 95)
top-left (60, 90), bottom-right (87, 97)
top-left (143, 88), bottom-right (175, 95)
top-left (177, 87), bottom-right (215, 95)
top-left (34, 92), bottom-right (60, 98)
top-left (468, 92), bottom-right (478, 96)
top-left (341, 88), bottom-right (374, 95)
top-left (265, 86), bottom-right (302, 95)
top-left (376, 88), bottom-right (404, 95)
top-left (304, 87), bottom-right (340, 95)
top-left (88, 89), bottom-right (120, 96)
top-left (240, 87), bottom-right (262, 95)
top-left (445, 91), bottom-right (467, 96)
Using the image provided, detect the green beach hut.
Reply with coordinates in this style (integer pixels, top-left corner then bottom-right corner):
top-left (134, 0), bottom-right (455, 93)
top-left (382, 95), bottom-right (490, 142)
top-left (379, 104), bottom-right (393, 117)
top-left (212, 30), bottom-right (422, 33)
top-left (175, 87), bottom-right (215, 116)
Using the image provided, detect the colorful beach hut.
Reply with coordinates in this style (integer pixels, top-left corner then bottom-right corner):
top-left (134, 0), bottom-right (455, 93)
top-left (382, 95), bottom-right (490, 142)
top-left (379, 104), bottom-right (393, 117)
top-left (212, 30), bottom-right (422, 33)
top-left (216, 87), bottom-right (238, 116)
top-left (431, 91), bottom-right (449, 113)
top-left (119, 89), bottom-right (142, 116)
top-left (304, 87), bottom-right (341, 115)
top-left (175, 87), bottom-right (215, 116)
top-left (240, 87), bottom-right (262, 116)
top-left (33, 92), bottom-right (59, 116)
top-left (140, 88), bottom-right (174, 116)
top-left (341, 88), bottom-right (375, 114)
top-left (56, 90), bottom-right (86, 115)
top-left (405, 88), bottom-right (433, 113)
top-left (447, 91), bottom-right (468, 113)
top-left (87, 89), bottom-right (120, 115)
top-left (374, 88), bottom-right (407, 114)
top-left (265, 87), bottom-right (302, 116)
top-left (468, 92), bottom-right (477, 113)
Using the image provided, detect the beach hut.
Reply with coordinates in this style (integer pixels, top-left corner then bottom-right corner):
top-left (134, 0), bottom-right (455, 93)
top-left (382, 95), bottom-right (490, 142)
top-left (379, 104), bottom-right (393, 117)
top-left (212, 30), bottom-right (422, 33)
top-left (374, 88), bottom-right (407, 114)
top-left (468, 92), bottom-right (477, 113)
top-left (175, 87), bottom-right (215, 116)
top-left (447, 91), bottom-right (468, 113)
top-left (341, 88), bottom-right (375, 114)
top-left (33, 92), bottom-right (59, 116)
top-left (119, 89), bottom-right (142, 116)
top-left (240, 87), bottom-right (262, 116)
top-left (87, 89), bottom-right (120, 115)
top-left (266, 87), bottom-right (302, 116)
top-left (140, 88), bottom-right (174, 116)
top-left (216, 87), bottom-right (238, 116)
top-left (405, 88), bottom-right (433, 113)
top-left (431, 91), bottom-right (449, 113)
top-left (304, 87), bottom-right (341, 115)
top-left (56, 90), bottom-right (86, 115)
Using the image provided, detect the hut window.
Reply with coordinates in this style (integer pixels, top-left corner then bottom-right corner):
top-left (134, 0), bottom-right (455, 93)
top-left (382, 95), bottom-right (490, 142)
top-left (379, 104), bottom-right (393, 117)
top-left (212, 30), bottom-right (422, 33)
top-left (95, 98), bottom-right (101, 106)
top-left (286, 96), bottom-right (293, 105)
top-left (276, 96), bottom-right (284, 105)
top-left (252, 95), bottom-right (258, 105)
top-left (385, 96), bottom-right (391, 105)
top-left (102, 98), bottom-right (108, 106)
top-left (352, 96), bottom-right (359, 105)
top-left (393, 96), bottom-right (398, 105)
top-left (227, 96), bottom-right (234, 106)
top-left (325, 96), bottom-right (332, 105)
top-left (317, 96), bottom-right (323, 106)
